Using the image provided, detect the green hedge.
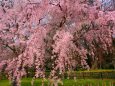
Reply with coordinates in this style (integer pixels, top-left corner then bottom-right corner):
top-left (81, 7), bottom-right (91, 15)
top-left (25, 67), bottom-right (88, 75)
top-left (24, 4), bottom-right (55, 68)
top-left (0, 70), bottom-right (115, 79)
top-left (64, 70), bottom-right (115, 79)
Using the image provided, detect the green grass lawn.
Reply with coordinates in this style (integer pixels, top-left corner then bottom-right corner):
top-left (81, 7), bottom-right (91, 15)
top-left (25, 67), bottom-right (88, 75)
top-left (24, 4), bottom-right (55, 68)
top-left (0, 78), bottom-right (115, 86)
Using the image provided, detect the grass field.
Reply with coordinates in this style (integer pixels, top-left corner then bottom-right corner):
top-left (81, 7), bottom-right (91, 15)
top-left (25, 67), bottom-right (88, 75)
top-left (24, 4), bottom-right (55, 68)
top-left (0, 78), bottom-right (115, 86)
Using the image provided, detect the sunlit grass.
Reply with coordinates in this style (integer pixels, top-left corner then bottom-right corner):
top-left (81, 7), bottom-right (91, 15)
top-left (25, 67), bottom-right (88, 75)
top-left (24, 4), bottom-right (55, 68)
top-left (0, 78), bottom-right (115, 86)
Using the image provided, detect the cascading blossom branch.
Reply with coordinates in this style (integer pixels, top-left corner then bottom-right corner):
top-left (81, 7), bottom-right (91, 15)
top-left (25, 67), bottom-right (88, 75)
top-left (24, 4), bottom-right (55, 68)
top-left (51, 30), bottom-right (75, 75)
top-left (50, 30), bottom-right (89, 77)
